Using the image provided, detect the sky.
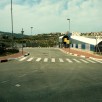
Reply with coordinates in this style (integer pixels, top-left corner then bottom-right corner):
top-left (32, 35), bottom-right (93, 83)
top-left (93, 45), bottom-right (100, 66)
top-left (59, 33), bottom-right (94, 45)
top-left (0, 0), bottom-right (102, 35)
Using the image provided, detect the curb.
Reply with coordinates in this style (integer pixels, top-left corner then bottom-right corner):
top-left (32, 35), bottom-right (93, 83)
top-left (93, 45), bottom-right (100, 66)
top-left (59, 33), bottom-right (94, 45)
top-left (70, 53), bottom-right (90, 58)
top-left (0, 59), bottom-right (8, 63)
top-left (0, 52), bottom-right (30, 63)
top-left (89, 57), bottom-right (102, 61)
top-left (59, 49), bottom-right (102, 60)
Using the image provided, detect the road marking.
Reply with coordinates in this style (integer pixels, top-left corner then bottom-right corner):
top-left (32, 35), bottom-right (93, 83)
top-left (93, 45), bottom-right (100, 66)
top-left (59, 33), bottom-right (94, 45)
top-left (92, 60), bottom-right (102, 63)
top-left (66, 58), bottom-right (73, 63)
top-left (73, 59), bottom-right (81, 63)
top-left (19, 57), bottom-right (27, 61)
top-left (27, 57), bottom-right (34, 61)
top-left (1, 80), bottom-right (8, 84)
top-left (31, 70), bottom-right (38, 73)
top-left (80, 59), bottom-right (89, 63)
top-left (36, 58), bottom-right (41, 62)
top-left (59, 58), bottom-right (64, 62)
top-left (86, 59), bottom-right (96, 63)
top-left (18, 74), bottom-right (27, 77)
top-left (80, 55), bottom-right (85, 58)
top-left (15, 84), bottom-right (21, 87)
top-left (44, 58), bottom-right (48, 62)
top-left (51, 58), bottom-right (55, 62)
top-left (74, 54), bottom-right (78, 56)
top-left (17, 57), bottom-right (102, 64)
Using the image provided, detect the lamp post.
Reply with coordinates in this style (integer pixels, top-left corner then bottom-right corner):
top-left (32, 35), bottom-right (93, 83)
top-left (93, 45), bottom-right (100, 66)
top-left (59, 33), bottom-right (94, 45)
top-left (30, 27), bottom-right (33, 47)
top-left (67, 19), bottom-right (71, 51)
top-left (11, 0), bottom-right (14, 49)
top-left (21, 28), bottom-right (24, 54)
top-left (67, 19), bottom-right (70, 32)
top-left (31, 27), bottom-right (33, 35)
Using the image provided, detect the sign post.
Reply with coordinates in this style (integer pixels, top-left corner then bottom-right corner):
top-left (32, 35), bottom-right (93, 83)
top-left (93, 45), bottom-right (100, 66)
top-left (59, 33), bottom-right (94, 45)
top-left (21, 28), bottom-right (24, 55)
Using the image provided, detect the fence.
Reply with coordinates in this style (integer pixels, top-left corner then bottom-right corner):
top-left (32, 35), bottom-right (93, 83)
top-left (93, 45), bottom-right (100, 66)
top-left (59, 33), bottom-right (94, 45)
top-left (70, 43), bottom-right (95, 51)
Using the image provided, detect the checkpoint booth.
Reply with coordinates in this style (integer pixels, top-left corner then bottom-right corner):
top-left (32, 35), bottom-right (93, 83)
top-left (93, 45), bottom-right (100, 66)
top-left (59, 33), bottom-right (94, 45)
top-left (59, 33), bottom-right (71, 48)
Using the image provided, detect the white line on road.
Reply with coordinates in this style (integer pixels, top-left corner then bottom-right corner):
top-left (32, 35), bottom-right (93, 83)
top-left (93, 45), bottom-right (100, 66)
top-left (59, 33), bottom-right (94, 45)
top-left (92, 59), bottom-right (102, 63)
top-left (27, 57), bottom-right (34, 61)
top-left (74, 54), bottom-right (78, 56)
top-left (59, 58), bottom-right (64, 62)
top-left (73, 59), bottom-right (81, 63)
top-left (80, 55), bottom-right (85, 58)
top-left (51, 58), bottom-right (55, 62)
top-left (18, 74), bottom-right (27, 77)
top-left (66, 58), bottom-right (73, 63)
top-left (0, 80), bottom-right (8, 84)
top-left (44, 58), bottom-right (48, 62)
top-left (19, 57), bottom-right (28, 61)
top-left (31, 70), bottom-right (38, 73)
top-left (36, 58), bottom-right (42, 62)
top-left (86, 59), bottom-right (96, 63)
top-left (80, 59), bottom-right (89, 63)
top-left (15, 84), bottom-right (21, 87)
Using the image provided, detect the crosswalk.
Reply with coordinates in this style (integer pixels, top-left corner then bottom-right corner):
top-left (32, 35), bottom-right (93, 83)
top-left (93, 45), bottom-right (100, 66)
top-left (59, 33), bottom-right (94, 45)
top-left (17, 56), bottom-right (102, 64)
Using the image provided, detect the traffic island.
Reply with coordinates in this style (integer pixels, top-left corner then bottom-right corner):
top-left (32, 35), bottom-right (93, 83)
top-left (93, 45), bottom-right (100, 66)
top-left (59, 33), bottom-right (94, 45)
top-left (0, 59), bottom-right (8, 63)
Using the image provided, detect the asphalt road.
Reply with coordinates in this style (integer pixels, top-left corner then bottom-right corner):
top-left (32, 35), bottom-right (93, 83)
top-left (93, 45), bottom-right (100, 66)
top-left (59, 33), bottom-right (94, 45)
top-left (0, 48), bottom-right (102, 102)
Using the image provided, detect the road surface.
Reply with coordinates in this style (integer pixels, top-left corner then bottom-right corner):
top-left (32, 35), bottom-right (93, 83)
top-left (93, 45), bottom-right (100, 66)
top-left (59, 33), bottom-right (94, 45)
top-left (0, 48), bottom-right (102, 102)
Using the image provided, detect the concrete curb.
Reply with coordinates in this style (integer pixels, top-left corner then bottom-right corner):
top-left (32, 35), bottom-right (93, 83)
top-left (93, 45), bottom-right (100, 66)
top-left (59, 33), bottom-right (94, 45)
top-left (89, 57), bottom-right (102, 61)
top-left (0, 59), bottom-right (8, 63)
top-left (59, 48), bottom-right (102, 60)
top-left (0, 52), bottom-right (30, 63)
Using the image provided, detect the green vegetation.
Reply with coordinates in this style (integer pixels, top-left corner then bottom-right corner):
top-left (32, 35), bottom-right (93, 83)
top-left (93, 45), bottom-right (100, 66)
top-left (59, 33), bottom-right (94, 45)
top-left (27, 33), bottom-right (61, 47)
top-left (0, 31), bottom-right (61, 56)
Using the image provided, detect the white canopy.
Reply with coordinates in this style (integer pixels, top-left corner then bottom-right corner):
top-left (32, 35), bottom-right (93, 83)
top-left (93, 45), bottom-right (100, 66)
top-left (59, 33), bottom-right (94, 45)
top-left (59, 36), bottom-right (63, 42)
top-left (71, 36), bottom-right (102, 45)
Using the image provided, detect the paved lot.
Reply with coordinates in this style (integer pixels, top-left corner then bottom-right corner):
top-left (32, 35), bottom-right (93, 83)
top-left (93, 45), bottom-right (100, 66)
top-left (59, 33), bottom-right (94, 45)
top-left (0, 48), bottom-right (102, 102)
top-left (17, 56), bottom-right (102, 64)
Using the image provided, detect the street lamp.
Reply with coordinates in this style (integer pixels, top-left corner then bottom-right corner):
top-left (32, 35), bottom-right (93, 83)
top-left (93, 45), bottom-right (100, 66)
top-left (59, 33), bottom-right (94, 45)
top-left (21, 28), bottom-right (24, 54)
top-left (67, 19), bottom-right (70, 32)
top-left (11, 0), bottom-right (14, 49)
top-left (31, 27), bottom-right (33, 35)
top-left (30, 27), bottom-right (33, 47)
top-left (67, 19), bottom-right (71, 51)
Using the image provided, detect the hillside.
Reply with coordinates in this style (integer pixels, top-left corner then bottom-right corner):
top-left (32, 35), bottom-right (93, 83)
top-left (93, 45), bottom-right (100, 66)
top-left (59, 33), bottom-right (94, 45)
top-left (0, 31), bottom-right (29, 38)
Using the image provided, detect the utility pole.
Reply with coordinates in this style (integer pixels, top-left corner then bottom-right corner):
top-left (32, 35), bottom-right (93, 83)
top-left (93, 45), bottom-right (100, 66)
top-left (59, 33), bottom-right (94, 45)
top-left (67, 19), bottom-right (70, 32)
top-left (11, 0), bottom-right (14, 49)
top-left (67, 18), bottom-right (71, 51)
top-left (31, 27), bottom-right (33, 35)
top-left (31, 27), bottom-right (33, 47)
top-left (21, 28), bottom-right (24, 55)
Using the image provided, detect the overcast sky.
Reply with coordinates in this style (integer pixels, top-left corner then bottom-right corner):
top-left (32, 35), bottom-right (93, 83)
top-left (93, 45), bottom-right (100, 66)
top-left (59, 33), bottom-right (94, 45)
top-left (0, 0), bottom-right (102, 35)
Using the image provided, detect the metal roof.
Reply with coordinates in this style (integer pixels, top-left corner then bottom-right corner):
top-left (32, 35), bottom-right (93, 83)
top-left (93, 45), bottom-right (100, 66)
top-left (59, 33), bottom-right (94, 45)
top-left (71, 36), bottom-right (102, 45)
top-left (59, 36), bottom-right (63, 42)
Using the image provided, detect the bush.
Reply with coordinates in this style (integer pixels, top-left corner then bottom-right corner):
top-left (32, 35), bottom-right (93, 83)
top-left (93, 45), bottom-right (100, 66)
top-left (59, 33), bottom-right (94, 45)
top-left (6, 48), bottom-right (19, 54)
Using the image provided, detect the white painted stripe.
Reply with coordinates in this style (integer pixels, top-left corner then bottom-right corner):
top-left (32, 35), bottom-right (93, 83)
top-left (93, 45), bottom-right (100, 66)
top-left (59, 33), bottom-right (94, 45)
top-left (73, 59), bottom-right (81, 63)
top-left (1, 80), bottom-right (8, 84)
top-left (44, 58), bottom-right (48, 62)
top-left (86, 59), bottom-right (96, 63)
top-left (18, 74), bottom-right (27, 77)
top-left (36, 58), bottom-right (41, 62)
top-left (19, 57), bottom-right (27, 61)
top-left (66, 58), bottom-right (73, 63)
top-left (59, 58), bottom-right (64, 62)
top-left (80, 59), bottom-right (89, 63)
top-left (27, 57), bottom-right (34, 61)
top-left (74, 54), bottom-right (78, 56)
top-left (51, 58), bottom-right (55, 62)
top-left (80, 55), bottom-right (85, 58)
top-left (15, 84), bottom-right (21, 87)
top-left (91, 59), bottom-right (102, 63)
